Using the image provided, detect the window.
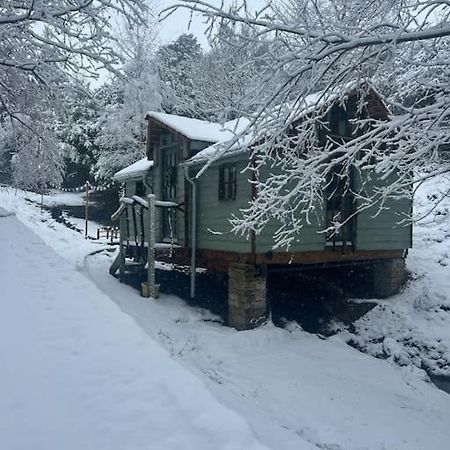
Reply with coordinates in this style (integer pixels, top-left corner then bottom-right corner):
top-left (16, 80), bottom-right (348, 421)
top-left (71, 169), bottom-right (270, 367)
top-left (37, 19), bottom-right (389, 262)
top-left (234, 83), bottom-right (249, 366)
top-left (135, 181), bottom-right (146, 197)
top-left (218, 164), bottom-right (237, 201)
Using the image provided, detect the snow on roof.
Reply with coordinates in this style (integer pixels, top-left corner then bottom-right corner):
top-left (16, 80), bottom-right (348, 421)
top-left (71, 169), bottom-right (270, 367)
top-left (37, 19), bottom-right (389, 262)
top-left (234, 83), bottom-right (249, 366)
top-left (113, 158), bottom-right (154, 182)
top-left (146, 111), bottom-right (250, 143)
top-left (185, 82), bottom-right (379, 167)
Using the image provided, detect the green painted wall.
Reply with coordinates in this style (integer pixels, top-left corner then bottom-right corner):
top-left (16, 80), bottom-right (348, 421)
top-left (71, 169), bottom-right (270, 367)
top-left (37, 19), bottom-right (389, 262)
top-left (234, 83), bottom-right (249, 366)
top-left (195, 160), bottom-right (252, 252)
top-left (190, 140), bottom-right (212, 154)
top-left (254, 164), bottom-right (325, 253)
top-left (123, 131), bottom-right (411, 255)
top-left (355, 170), bottom-right (412, 250)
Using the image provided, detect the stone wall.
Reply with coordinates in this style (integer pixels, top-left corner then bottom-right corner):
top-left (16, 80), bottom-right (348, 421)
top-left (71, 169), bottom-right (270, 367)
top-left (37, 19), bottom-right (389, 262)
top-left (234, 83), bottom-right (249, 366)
top-left (372, 258), bottom-right (407, 298)
top-left (228, 263), bottom-right (267, 330)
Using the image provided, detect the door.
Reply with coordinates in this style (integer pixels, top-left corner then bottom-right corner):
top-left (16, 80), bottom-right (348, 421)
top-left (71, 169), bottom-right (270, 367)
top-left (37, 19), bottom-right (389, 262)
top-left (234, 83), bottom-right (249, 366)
top-left (325, 165), bottom-right (356, 249)
top-left (161, 146), bottom-right (178, 241)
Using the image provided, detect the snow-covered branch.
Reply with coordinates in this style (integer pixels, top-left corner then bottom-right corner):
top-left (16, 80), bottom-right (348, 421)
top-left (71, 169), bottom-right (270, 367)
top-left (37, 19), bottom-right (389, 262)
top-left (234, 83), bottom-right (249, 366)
top-left (168, 0), bottom-right (450, 247)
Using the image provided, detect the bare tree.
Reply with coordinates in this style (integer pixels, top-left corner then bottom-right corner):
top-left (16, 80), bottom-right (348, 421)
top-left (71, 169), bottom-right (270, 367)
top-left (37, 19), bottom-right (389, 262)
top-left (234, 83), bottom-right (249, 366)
top-left (167, 0), bottom-right (450, 248)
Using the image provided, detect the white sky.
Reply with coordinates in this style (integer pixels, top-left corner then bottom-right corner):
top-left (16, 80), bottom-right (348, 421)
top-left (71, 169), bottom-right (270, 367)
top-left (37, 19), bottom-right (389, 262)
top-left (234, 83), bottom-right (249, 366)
top-left (156, 0), bottom-right (269, 47)
top-left (92, 0), bottom-right (268, 86)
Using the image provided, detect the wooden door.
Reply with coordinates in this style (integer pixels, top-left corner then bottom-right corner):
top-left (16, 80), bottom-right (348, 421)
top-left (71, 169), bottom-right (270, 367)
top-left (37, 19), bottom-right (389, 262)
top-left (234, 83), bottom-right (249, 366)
top-left (161, 146), bottom-right (178, 241)
top-left (325, 166), bottom-right (356, 249)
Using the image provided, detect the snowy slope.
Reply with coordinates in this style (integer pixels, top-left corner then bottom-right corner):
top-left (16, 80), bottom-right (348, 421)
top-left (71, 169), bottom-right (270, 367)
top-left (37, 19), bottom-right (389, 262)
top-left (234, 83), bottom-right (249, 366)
top-left (346, 175), bottom-right (450, 376)
top-left (1, 186), bottom-right (450, 450)
top-left (0, 207), bottom-right (268, 450)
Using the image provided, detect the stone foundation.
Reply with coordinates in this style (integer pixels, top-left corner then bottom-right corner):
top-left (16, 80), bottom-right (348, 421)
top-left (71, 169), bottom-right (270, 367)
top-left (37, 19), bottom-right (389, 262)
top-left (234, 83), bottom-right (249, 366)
top-left (372, 258), bottom-right (407, 298)
top-left (228, 263), bottom-right (267, 330)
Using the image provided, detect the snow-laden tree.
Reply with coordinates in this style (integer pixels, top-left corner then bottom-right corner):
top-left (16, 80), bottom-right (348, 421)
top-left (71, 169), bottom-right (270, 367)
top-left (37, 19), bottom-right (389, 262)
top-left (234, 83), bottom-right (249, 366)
top-left (2, 120), bottom-right (65, 192)
top-left (156, 27), bottom-right (265, 122)
top-left (193, 22), bottom-right (267, 122)
top-left (56, 84), bottom-right (100, 188)
top-left (0, 0), bottom-right (148, 120)
top-left (95, 8), bottom-right (161, 180)
top-left (157, 33), bottom-right (203, 117)
top-left (168, 0), bottom-right (450, 248)
top-left (0, 0), bottom-right (148, 189)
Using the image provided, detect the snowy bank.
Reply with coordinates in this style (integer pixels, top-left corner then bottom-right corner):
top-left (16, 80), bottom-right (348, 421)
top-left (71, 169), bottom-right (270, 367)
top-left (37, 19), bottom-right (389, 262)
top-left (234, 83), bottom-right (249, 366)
top-left (345, 175), bottom-right (450, 376)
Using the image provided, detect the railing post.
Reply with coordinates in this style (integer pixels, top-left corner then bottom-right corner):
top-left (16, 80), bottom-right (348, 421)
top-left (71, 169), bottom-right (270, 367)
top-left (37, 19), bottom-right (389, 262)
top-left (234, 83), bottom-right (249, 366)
top-left (146, 194), bottom-right (158, 299)
top-left (84, 180), bottom-right (90, 238)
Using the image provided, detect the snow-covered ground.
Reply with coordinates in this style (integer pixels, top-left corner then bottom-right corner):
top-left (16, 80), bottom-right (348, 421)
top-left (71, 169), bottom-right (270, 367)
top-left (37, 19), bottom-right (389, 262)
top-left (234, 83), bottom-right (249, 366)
top-left (1, 184), bottom-right (450, 450)
top-left (22, 188), bottom-right (86, 207)
top-left (0, 205), bottom-right (266, 450)
top-left (345, 175), bottom-right (450, 377)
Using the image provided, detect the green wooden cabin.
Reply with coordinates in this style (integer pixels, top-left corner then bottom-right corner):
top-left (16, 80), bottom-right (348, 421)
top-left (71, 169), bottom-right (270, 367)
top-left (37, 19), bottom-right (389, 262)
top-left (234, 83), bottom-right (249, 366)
top-left (112, 88), bottom-right (412, 330)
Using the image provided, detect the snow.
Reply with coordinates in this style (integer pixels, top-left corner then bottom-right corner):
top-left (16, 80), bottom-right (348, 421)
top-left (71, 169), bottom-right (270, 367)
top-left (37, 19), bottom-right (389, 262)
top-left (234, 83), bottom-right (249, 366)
top-left (0, 206), bottom-right (268, 450)
top-left (185, 82), bottom-right (377, 166)
top-left (24, 189), bottom-right (85, 206)
top-left (113, 158), bottom-right (154, 182)
top-left (182, 92), bottom-right (330, 166)
top-left (146, 111), bottom-right (250, 143)
top-left (344, 174), bottom-right (450, 376)
top-left (1, 185), bottom-right (450, 450)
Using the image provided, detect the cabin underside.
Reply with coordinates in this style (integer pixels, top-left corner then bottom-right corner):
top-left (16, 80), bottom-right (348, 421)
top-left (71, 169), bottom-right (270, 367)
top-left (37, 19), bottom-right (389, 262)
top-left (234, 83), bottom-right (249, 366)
top-left (114, 237), bottom-right (407, 330)
top-left (152, 246), bottom-right (406, 272)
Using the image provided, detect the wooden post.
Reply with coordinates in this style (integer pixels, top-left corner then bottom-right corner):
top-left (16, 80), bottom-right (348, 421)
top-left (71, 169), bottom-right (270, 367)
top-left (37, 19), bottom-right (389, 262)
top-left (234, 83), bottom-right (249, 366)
top-left (144, 194), bottom-right (159, 298)
top-left (84, 181), bottom-right (90, 238)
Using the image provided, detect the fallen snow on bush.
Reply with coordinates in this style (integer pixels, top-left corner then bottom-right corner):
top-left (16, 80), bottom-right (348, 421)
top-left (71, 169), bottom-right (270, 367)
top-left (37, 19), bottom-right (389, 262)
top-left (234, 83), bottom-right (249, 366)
top-left (345, 175), bottom-right (450, 376)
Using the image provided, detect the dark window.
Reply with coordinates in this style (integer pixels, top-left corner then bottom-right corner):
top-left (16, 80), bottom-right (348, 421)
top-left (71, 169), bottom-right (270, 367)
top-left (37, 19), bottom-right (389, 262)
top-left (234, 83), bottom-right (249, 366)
top-left (135, 180), bottom-right (146, 197)
top-left (218, 164), bottom-right (237, 201)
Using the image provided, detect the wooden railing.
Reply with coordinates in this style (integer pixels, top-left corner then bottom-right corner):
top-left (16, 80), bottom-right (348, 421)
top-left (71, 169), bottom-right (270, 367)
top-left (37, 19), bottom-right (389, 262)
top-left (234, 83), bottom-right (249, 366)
top-left (110, 195), bottom-right (180, 299)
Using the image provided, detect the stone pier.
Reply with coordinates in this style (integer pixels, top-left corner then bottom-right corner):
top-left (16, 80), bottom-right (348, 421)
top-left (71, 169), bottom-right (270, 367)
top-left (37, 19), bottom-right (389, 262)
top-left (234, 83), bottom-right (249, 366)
top-left (372, 258), bottom-right (407, 298)
top-left (228, 263), bottom-right (267, 330)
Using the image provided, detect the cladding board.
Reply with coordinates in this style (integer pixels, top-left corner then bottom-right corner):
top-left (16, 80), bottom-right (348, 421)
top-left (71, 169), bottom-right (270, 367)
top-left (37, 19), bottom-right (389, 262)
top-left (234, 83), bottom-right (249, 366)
top-left (254, 164), bottom-right (325, 253)
top-left (196, 161), bottom-right (251, 252)
top-left (355, 170), bottom-right (412, 250)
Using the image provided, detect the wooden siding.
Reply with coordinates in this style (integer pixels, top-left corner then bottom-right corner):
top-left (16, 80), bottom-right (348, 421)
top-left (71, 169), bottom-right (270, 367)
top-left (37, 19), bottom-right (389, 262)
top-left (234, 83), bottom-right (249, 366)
top-left (175, 141), bottom-right (187, 246)
top-left (254, 165), bottom-right (326, 253)
top-left (152, 140), bottom-right (187, 245)
top-left (125, 181), bottom-right (135, 197)
top-left (190, 140), bottom-right (212, 157)
top-left (195, 160), bottom-right (252, 253)
top-left (355, 170), bottom-right (412, 251)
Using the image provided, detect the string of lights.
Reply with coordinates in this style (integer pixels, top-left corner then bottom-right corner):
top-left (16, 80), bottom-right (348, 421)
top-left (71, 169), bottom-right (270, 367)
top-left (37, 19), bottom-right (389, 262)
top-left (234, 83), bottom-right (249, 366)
top-left (59, 181), bottom-right (117, 193)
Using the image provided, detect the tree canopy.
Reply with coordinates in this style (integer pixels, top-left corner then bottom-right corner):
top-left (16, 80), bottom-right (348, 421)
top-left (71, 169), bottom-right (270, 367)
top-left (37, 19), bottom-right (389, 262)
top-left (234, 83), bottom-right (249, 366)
top-left (165, 0), bottom-right (450, 247)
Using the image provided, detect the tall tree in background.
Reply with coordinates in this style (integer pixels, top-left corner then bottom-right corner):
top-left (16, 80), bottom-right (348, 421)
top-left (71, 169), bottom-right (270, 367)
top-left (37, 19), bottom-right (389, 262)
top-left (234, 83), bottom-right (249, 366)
top-left (0, 0), bottom-right (147, 190)
top-left (195, 22), bottom-right (267, 122)
top-left (95, 5), bottom-right (161, 180)
top-left (57, 85), bottom-right (100, 188)
top-left (168, 0), bottom-right (450, 248)
top-left (157, 28), bottom-right (265, 122)
top-left (157, 34), bottom-right (203, 117)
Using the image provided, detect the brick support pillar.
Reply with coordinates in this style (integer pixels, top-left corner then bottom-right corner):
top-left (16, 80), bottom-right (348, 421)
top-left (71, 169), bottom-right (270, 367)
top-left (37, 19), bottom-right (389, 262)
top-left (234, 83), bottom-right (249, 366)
top-left (372, 258), bottom-right (407, 298)
top-left (228, 263), bottom-right (267, 330)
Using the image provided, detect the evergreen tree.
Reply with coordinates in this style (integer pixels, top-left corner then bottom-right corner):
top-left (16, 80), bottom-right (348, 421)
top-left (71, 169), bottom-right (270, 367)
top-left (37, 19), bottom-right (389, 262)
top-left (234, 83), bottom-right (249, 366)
top-left (157, 34), bottom-right (203, 117)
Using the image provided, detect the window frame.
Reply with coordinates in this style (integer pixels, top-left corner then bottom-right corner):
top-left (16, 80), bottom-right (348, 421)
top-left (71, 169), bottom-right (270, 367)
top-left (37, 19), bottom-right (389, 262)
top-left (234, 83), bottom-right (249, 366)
top-left (218, 164), bottom-right (237, 201)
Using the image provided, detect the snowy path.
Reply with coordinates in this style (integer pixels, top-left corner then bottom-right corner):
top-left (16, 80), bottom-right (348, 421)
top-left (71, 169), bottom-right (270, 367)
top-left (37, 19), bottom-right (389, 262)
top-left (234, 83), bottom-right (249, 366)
top-left (2, 188), bottom-right (450, 450)
top-left (0, 208), bottom-right (267, 450)
top-left (87, 251), bottom-right (450, 450)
